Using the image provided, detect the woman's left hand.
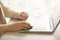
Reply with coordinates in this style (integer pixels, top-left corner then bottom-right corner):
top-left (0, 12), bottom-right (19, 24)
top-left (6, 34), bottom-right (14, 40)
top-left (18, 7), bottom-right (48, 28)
top-left (19, 12), bottom-right (28, 21)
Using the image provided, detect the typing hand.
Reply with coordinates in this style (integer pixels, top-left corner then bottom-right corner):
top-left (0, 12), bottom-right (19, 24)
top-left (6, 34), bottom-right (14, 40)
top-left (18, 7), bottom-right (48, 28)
top-left (5, 21), bottom-right (32, 32)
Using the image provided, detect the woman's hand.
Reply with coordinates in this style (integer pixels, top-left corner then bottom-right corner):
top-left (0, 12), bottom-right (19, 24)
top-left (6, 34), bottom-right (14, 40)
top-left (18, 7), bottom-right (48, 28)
top-left (19, 12), bottom-right (28, 21)
top-left (5, 21), bottom-right (31, 32)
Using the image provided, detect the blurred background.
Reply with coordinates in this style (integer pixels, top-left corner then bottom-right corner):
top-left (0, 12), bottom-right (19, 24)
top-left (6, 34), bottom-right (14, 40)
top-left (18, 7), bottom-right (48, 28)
top-left (0, 0), bottom-right (60, 40)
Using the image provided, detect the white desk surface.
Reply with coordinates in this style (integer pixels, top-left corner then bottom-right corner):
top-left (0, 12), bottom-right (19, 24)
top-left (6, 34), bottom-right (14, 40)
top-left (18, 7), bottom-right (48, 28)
top-left (1, 24), bottom-right (60, 40)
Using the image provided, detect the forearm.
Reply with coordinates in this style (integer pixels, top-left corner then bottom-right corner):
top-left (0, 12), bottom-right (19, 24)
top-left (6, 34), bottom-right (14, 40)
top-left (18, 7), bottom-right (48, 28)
top-left (3, 6), bottom-right (20, 19)
top-left (0, 1), bottom-right (20, 19)
top-left (4, 9), bottom-right (20, 19)
top-left (0, 24), bottom-right (13, 37)
top-left (0, 1), bottom-right (28, 21)
top-left (0, 24), bottom-right (7, 37)
top-left (0, 28), bottom-right (5, 37)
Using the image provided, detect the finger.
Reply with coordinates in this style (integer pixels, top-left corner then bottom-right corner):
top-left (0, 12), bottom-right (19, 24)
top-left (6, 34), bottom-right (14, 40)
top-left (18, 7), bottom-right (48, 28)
top-left (20, 22), bottom-right (31, 28)
top-left (22, 13), bottom-right (28, 20)
top-left (23, 12), bottom-right (28, 17)
top-left (21, 12), bottom-right (28, 19)
top-left (23, 22), bottom-right (31, 27)
top-left (23, 24), bottom-right (31, 29)
top-left (18, 22), bottom-right (31, 29)
top-left (20, 26), bottom-right (33, 31)
top-left (23, 24), bottom-right (32, 30)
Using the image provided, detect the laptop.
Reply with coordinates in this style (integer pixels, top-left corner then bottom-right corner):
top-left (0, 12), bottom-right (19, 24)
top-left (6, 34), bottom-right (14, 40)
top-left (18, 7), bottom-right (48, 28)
top-left (26, 7), bottom-right (60, 32)
top-left (9, 10), bottom-right (60, 33)
top-left (26, 15), bottom-right (53, 32)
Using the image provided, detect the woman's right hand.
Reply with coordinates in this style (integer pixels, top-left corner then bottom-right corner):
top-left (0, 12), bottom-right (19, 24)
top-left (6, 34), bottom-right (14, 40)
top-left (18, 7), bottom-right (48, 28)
top-left (5, 21), bottom-right (31, 32)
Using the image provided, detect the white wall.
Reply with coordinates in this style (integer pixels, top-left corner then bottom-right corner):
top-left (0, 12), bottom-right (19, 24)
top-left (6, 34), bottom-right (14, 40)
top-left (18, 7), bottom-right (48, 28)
top-left (1, 0), bottom-right (60, 16)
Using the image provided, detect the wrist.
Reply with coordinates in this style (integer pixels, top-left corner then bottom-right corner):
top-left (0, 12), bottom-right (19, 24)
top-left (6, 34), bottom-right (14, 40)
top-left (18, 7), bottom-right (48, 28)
top-left (4, 25), bottom-right (12, 32)
top-left (0, 27), bottom-right (6, 36)
top-left (0, 24), bottom-right (12, 32)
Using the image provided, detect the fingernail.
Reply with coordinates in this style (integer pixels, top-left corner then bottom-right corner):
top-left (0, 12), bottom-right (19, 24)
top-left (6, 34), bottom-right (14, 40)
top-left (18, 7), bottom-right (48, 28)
top-left (27, 26), bottom-right (33, 30)
top-left (30, 26), bottom-right (33, 29)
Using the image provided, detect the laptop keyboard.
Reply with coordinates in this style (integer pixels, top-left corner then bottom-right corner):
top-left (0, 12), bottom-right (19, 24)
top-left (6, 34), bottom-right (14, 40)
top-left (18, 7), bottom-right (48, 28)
top-left (26, 16), bottom-right (51, 30)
